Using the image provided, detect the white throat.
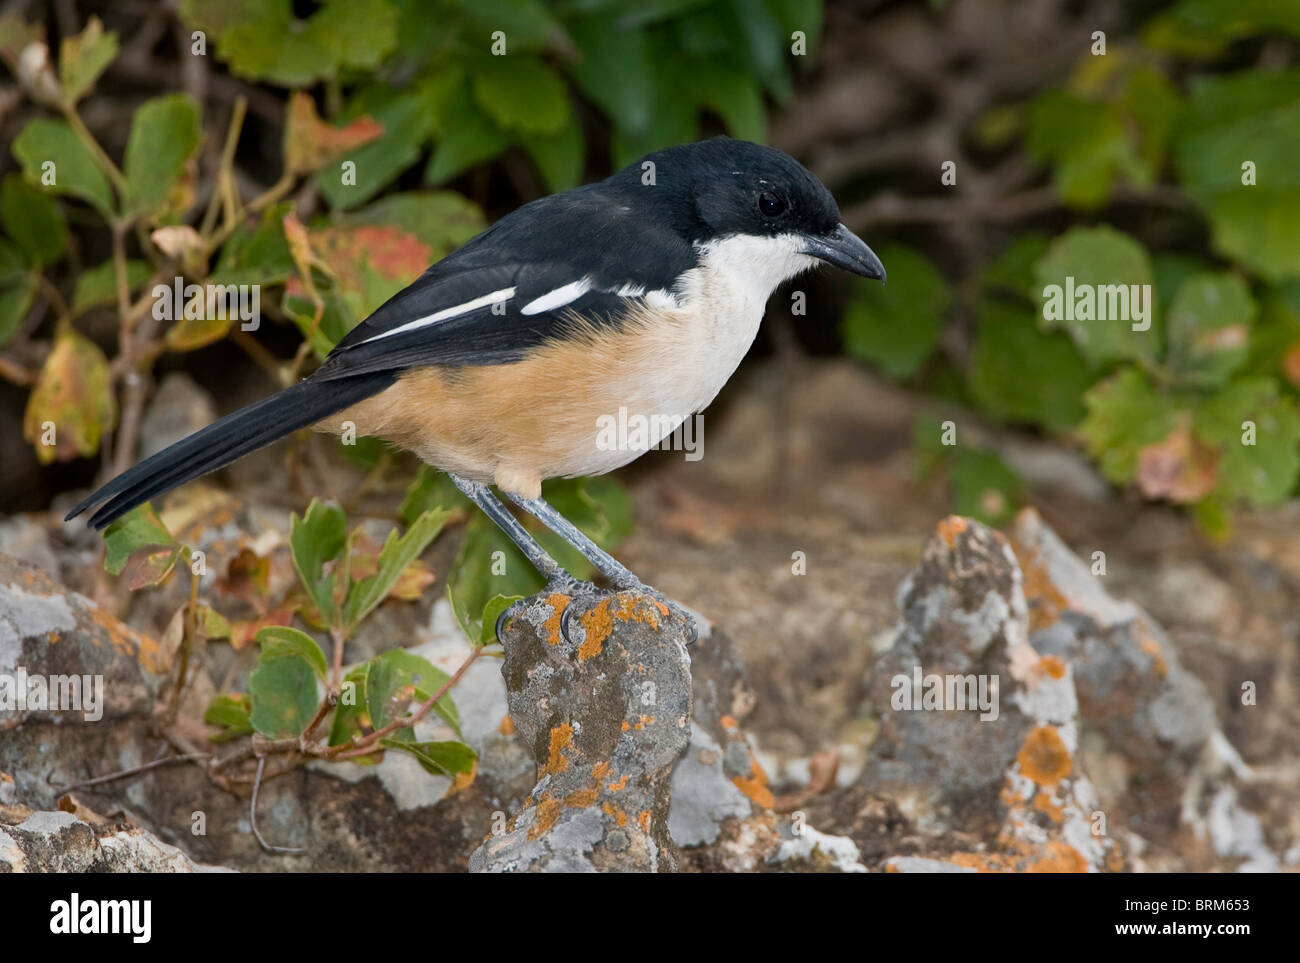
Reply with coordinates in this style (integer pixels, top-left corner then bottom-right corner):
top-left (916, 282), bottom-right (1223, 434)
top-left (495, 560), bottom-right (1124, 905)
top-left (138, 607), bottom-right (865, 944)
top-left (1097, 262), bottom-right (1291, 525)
top-left (691, 232), bottom-right (819, 311)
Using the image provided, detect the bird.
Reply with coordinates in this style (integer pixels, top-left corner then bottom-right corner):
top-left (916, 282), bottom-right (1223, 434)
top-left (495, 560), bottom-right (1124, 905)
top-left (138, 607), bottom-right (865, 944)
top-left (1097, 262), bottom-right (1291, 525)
top-left (67, 137), bottom-right (885, 639)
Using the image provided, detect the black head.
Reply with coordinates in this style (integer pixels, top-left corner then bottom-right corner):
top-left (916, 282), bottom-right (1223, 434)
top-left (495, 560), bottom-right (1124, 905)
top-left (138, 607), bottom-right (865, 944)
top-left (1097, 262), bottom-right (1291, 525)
top-left (621, 137), bottom-right (885, 281)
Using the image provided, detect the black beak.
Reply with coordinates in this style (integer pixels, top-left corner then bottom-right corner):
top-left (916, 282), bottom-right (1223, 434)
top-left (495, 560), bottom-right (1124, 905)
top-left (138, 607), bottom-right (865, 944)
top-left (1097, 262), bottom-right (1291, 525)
top-left (802, 223), bottom-right (886, 282)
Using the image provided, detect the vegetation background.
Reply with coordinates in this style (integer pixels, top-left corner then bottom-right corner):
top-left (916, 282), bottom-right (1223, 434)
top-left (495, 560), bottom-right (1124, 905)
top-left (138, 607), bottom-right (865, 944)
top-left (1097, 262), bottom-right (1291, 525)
top-left (0, 0), bottom-right (1297, 865)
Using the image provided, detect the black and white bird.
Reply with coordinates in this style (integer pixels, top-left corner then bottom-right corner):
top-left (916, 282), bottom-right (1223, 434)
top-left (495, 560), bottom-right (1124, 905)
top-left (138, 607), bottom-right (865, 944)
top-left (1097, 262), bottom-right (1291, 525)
top-left (68, 137), bottom-right (884, 627)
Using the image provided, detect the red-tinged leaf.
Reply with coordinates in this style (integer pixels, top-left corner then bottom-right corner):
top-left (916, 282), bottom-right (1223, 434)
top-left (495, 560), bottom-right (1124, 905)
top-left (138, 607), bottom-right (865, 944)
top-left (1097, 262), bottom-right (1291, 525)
top-left (217, 547), bottom-right (272, 607)
top-left (229, 606), bottom-right (297, 651)
top-left (121, 545), bottom-right (184, 590)
top-left (23, 327), bottom-right (116, 464)
top-left (1136, 420), bottom-right (1219, 503)
top-left (284, 91), bottom-right (384, 175)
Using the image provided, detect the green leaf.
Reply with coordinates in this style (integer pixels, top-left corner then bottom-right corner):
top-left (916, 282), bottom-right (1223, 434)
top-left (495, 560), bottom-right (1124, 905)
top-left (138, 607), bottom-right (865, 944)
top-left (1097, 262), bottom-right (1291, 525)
top-left (364, 649), bottom-right (459, 733)
top-left (841, 243), bottom-right (949, 378)
top-left (379, 737), bottom-right (476, 777)
top-left (472, 56), bottom-right (570, 135)
top-left (248, 654), bottom-right (320, 738)
top-left (328, 664), bottom-right (372, 749)
top-left (344, 191), bottom-right (486, 260)
top-left (967, 298), bottom-right (1092, 431)
top-left (59, 16), bottom-right (118, 103)
top-left (1173, 69), bottom-right (1300, 282)
top-left (1080, 367), bottom-right (1181, 485)
top-left (122, 93), bottom-right (202, 217)
top-left (343, 508), bottom-right (452, 631)
top-left (11, 119), bottom-right (115, 215)
top-left (567, 11), bottom-right (655, 135)
top-left (522, 121), bottom-right (585, 193)
top-left (448, 512), bottom-right (544, 639)
top-left (425, 70), bottom-right (512, 184)
top-left (691, 65), bottom-right (766, 141)
top-left (0, 239), bottom-right (34, 345)
top-left (203, 693), bottom-right (253, 743)
top-left (72, 259), bottom-right (151, 313)
top-left (289, 500), bottom-right (349, 625)
top-left (1, 174), bottom-right (67, 267)
top-left (1033, 225), bottom-right (1158, 365)
top-left (1195, 377), bottom-right (1300, 505)
top-left (477, 594), bottom-right (522, 647)
top-left (1164, 272), bottom-right (1257, 386)
top-left (948, 448), bottom-right (1024, 528)
top-left (24, 326), bottom-right (116, 464)
top-left (255, 625), bottom-right (329, 681)
top-left (316, 86), bottom-right (438, 210)
top-left (103, 503), bottom-right (177, 575)
top-left (213, 201), bottom-right (296, 286)
top-left (204, 0), bottom-right (397, 86)
top-left (981, 233), bottom-right (1050, 298)
top-left (454, 0), bottom-right (559, 48)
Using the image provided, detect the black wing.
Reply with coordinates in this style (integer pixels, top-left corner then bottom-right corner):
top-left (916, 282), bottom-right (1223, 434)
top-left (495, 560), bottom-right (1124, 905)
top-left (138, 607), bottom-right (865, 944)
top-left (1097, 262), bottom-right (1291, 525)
top-left (316, 183), bottom-right (696, 380)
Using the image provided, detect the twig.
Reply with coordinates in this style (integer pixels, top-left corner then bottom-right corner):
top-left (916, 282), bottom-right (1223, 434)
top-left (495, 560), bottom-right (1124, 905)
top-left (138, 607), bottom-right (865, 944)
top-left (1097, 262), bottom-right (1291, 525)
top-left (328, 647), bottom-right (482, 759)
top-left (55, 752), bottom-right (212, 793)
top-left (250, 756), bottom-right (304, 854)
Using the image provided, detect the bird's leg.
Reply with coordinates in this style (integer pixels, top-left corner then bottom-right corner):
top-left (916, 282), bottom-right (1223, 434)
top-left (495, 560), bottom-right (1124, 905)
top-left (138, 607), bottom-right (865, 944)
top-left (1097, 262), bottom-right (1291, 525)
top-left (448, 475), bottom-right (598, 643)
top-left (448, 473), bottom-right (572, 584)
top-left (503, 491), bottom-right (639, 588)
top-left (504, 491), bottom-right (698, 643)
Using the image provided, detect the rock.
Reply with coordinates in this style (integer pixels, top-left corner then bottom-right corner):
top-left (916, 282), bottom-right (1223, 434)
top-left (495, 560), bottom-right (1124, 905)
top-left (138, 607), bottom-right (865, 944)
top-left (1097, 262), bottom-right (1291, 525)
top-left (0, 553), bottom-right (169, 734)
top-left (857, 515), bottom-right (1123, 871)
top-left (137, 373), bottom-right (218, 461)
top-left (470, 588), bottom-right (694, 872)
top-left (0, 801), bottom-right (231, 872)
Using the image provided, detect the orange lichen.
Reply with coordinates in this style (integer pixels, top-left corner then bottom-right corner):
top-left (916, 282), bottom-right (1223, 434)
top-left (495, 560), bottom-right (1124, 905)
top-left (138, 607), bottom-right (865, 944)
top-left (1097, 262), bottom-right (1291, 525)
top-left (607, 775), bottom-right (628, 792)
top-left (732, 756), bottom-right (775, 810)
top-left (1137, 629), bottom-right (1168, 678)
top-left (936, 515), bottom-right (968, 547)
top-left (1016, 725), bottom-right (1072, 787)
top-left (529, 794), bottom-right (563, 839)
top-left (542, 593), bottom-right (571, 646)
top-left (602, 803), bottom-right (628, 827)
top-left (592, 762), bottom-right (611, 781)
top-left (637, 810), bottom-right (651, 832)
top-left (540, 723), bottom-right (574, 777)
top-left (1039, 655), bottom-right (1067, 680)
top-left (576, 594), bottom-right (664, 661)
top-left (1012, 544), bottom-right (1070, 632)
top-left (631, 715), bottom-right (655, 731)
top-left (577, 599), bottom-right (614, 661)
top-left (1033, 791), bottom-right (1064, 823)
top-left (566, 785), bottom-right (600, 807)
top-left (498, 715), bottom-right (515, 735)
top-left (620, 720), bottom-right (630, 732)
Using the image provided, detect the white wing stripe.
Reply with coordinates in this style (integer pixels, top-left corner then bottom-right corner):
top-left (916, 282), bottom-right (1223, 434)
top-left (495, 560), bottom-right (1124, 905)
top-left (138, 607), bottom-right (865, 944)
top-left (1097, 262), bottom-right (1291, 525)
top-left (521, 278), bottom-right (591, 315)
top-left (361, 287), bottom-right (517, 343)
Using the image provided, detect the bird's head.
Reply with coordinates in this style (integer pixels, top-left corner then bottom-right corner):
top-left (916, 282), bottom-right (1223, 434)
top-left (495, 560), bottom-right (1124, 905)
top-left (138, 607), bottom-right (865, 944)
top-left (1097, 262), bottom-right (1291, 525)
top-left (628, 137), bottom-right (886, 289)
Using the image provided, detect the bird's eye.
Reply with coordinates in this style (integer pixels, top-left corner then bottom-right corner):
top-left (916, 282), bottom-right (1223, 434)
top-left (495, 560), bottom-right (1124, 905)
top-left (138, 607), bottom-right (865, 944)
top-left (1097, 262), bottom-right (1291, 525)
top-left (758, 192), bottom-right (786, 217)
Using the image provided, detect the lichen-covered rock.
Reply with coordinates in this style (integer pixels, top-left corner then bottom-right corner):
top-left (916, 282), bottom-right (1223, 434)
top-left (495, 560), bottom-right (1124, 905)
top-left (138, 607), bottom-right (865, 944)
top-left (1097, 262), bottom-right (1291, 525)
top-left (0, 553), bottom-right (169, 732)
top-left (0, 801), bottom-right (231, 872)
top-left (860, 515), bottom-right (1124, 872)
top-left (470, 588), bottom-right (694, 872)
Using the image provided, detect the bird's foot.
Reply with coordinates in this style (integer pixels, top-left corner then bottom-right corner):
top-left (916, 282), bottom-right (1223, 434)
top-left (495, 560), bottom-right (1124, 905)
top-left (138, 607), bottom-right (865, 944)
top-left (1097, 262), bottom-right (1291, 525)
top-left (495, 574), bottom-right (698, 647)
top-left (602, 577), bottom-right (700, 647)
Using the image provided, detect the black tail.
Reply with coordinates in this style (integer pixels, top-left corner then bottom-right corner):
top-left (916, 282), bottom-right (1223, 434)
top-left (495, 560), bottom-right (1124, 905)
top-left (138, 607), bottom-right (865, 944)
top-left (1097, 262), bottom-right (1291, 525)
top-left (66, 371), bottom-right (397, 529)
